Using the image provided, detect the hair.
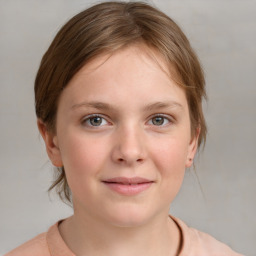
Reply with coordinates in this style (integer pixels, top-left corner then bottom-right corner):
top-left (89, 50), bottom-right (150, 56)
top-left (35, 1), bottom-right (207, 203)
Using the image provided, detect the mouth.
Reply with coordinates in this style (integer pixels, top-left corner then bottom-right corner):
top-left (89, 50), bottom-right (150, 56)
top-left (102, 177), bottom-right (154, 196)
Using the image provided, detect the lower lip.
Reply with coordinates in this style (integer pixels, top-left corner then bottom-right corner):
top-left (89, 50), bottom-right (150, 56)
top-left (103, 182), bottom-right (153, 196)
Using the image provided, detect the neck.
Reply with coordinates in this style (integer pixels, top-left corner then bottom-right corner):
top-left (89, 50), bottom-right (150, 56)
top-left (59, 209), bottom-right (181, 256)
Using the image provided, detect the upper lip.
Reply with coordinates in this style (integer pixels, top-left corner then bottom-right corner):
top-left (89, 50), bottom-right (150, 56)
top-left (102, 177), bottom-right (153, 185)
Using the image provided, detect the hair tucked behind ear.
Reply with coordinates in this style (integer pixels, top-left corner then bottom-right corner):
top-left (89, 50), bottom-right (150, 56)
top-left (35, 1), bottom-right (206, 203)
top-left (48, 167), bottom-right (72, 204)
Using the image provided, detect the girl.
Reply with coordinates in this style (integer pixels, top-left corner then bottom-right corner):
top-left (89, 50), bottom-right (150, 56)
top-left (6, 1), bottom-right (243, 255)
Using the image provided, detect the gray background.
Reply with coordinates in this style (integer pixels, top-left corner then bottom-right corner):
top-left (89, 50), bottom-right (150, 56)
top-left (0, 0), bottom-right (255, 255)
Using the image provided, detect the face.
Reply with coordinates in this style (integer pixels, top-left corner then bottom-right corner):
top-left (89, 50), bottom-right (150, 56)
top-left (40, 45), bottom-right (198, 227)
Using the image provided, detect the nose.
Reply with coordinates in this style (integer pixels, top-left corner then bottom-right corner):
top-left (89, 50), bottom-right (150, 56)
top-left (111, 125), bottom-right (146, 166)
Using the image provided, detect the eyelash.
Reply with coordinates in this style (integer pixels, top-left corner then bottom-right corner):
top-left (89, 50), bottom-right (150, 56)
top-left (81, 114), bottom-right (173, 128)
top-left (148, 114), bottom-right (173, 126)
top-left (81, 114), bottom-right (110, 127)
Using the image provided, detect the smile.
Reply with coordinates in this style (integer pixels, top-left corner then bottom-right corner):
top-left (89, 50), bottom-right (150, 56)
top-left (102, 177), bottom-right (154, 196)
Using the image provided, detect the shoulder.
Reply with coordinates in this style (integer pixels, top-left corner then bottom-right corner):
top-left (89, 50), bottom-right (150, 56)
top-left (4, 232), bottom-right (49, 256)
top-left (4, 219), bottom-right (74, 256)
top-left (185, 226), bottom-right (243, 256)
top-left (171, 216), bottom-right (244, 256)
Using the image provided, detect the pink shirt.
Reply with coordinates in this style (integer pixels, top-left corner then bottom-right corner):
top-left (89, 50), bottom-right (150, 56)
top-left (5, 216), bottom-right (243, 256)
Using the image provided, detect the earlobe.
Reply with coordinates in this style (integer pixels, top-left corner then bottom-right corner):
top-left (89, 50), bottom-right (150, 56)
top-left (185, 127), bottom-right (200, 168)
top-left (37, 119), bottom-right (63, 167)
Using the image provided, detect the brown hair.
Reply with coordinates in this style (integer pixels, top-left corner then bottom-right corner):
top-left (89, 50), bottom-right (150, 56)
top-left (35, 1), bottom-right (207, 203)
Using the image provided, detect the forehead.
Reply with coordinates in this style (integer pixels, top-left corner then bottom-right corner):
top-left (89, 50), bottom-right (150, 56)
top-left (71, 43), bottom-right (182, 84)
top-left (59, 44), bottom-right (188, 112)
top-left (82, 44), bottom-right (168, 74)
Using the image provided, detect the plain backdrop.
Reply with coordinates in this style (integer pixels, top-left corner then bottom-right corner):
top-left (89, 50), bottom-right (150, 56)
top-left (0, 0), bottom-right (255, 255)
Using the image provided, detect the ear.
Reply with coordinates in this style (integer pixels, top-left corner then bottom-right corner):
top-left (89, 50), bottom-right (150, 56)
top-left (37, 119), bottom-right (63, 167)
top-left (185, 127), bottom-right (200, 168)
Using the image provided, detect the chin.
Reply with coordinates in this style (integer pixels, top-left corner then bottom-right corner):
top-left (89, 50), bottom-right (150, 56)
top-left (103, 204), bottom-right (157, 228)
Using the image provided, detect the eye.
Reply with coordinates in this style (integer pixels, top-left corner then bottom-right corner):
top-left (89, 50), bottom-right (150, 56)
top-left (82, 115), bottom-right (108, 127)
top-left (148, 115), bottom-right (171, 126)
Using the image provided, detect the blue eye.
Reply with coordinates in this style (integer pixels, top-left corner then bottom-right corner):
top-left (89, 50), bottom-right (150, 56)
top-left (149, 115), bottom-right (170, 126)
top-left (83, 115), bottom-right (108, 127)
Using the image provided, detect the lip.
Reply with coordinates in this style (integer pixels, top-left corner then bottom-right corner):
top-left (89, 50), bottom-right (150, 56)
top-left (102, 177), bottom-right (154, 196)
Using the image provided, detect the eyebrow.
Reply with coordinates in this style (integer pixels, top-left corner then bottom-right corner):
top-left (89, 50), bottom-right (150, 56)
top-left (71, 101), bottom-right (114, 111)
top-left (143, 101), bottom-right (183, 112)
top-left (71, 100), bottom-right (183, 111)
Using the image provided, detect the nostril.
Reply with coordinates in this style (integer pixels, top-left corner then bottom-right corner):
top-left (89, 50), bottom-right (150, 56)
top-left (117, 158), bottom-right (143, 163)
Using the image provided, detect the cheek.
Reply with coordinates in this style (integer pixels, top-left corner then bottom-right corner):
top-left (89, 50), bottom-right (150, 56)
top-left (58, 133), bottom-right (108, 180)
top-left (150, 136), bottom-right (188, 195)
top-left (153, 137), bottom-right (189, 171)
top-left (59, 134), bottom-right (110, 201)
top-left (152, 138), bottom-right (188, 203)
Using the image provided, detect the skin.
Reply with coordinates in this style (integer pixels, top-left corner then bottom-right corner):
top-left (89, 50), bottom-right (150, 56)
top-left (38, 45), bottom-right (199, 256)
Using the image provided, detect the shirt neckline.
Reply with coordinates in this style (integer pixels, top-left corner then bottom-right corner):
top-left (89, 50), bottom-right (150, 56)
top-left (46, 215), bottom-right (188, 256)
